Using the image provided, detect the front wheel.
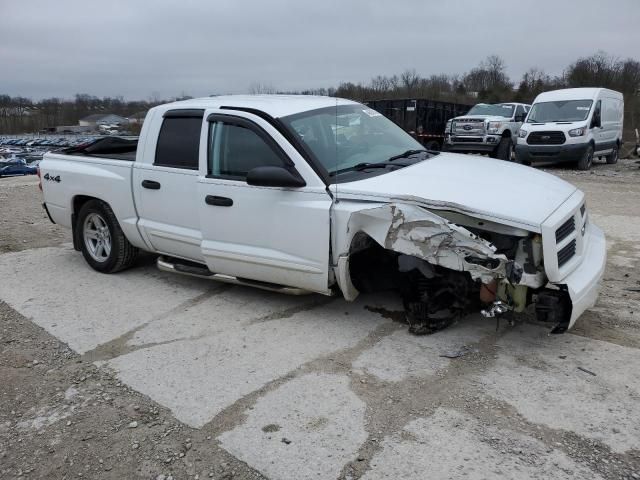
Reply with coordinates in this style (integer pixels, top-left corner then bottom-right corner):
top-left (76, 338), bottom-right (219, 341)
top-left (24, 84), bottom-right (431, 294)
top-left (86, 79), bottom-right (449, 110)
top-left (77, 200), bottom-right (139, 273)
top-left (577, 144), bottom-right (594, 170)
top-left (496, 137), bottom-right (514, 161)
top-left (605, 145), bottom-right (619, 164)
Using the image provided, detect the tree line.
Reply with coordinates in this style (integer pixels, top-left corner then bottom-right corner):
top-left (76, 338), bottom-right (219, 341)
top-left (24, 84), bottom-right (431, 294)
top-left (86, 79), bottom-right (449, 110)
top-left (2, 52), bottom-right (639, 141)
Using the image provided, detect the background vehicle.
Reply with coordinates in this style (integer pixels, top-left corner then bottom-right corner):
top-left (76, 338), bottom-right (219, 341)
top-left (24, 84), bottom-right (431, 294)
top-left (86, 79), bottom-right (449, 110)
top-left (443, 103), bottom-right (530, 160)
top-left (0, 158), bottom-right (37, 176)
top-left (365, 98), bottom-right (470, 150)
top-left (39, 95), bottom-right (606, 334)
top-left (516, 88), bottom-right (624, 170)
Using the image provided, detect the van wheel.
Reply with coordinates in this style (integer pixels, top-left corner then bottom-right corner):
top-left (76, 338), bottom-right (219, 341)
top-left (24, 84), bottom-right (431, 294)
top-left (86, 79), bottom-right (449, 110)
top-left (76, 200), bottom-right (139, 273)
top-left (605, 146), bottom-right (619, 164)
top-left (576, 145), bottom-right (594, 170)
top-left (496, 137), bottom-right (513, 161)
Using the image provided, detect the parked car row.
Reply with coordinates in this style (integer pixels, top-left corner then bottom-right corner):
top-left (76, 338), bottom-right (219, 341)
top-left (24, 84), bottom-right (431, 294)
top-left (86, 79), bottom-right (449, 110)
top-left (0, 157), bottom-right (39, 177)
top-left (0, 136), bottom-right (98, 148)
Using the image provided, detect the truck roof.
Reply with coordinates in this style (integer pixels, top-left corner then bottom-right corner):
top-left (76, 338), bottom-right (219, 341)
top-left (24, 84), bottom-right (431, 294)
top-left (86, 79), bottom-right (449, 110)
top-left (533, 88), bottom-right (623, 103)
top-left (160, 95), bottom-right (359, 119)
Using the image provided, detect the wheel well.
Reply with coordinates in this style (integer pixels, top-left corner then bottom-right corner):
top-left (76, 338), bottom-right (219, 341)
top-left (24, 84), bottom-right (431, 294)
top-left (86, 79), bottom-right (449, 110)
top-left (73, 195), bottom-right (99, 215)
top-left (71, 195), bottom-right (103, 251)
top-left (502, 130), bottom-right (512, 138)
top-left (348, 232), bottom-right (401, 293)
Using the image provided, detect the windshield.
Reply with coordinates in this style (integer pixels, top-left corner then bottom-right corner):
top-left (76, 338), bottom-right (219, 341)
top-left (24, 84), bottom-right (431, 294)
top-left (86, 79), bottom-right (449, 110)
top-left (466, 104), bottom-right (515, 118)
top-left (527, 100), bottom-right (593, 123)
top-left (280, 104), bottom-right (425, 178)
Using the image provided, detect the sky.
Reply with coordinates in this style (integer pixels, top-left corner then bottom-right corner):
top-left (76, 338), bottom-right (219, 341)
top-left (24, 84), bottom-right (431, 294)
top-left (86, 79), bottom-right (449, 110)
top-left (1, 0), bottom-right (639, 100)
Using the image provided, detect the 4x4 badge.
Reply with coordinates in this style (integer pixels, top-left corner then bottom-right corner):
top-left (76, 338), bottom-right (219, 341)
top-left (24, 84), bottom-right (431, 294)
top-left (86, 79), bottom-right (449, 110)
top-left (43, 173), bottom-right (61, 183)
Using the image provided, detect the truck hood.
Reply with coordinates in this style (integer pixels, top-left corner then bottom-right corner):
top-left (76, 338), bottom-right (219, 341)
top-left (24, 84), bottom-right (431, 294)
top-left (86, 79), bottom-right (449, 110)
top-left (336, 153), bottom-right (577, 231)
top-left (453, 115), bottom-right (507, 122)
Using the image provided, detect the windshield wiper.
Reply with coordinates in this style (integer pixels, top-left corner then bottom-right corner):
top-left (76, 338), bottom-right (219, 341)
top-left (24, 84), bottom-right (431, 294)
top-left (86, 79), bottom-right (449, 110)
top-left (330, 161), bottom-right (406, 176)
top-left (387, 149), bottom-right (428, 161)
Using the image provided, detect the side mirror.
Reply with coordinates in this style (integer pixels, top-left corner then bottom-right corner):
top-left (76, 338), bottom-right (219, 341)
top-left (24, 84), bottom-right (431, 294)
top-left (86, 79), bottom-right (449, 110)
top-left (515, 114), bottom-right (525, 123)
top-left (246, 166), bottom-right (306, 188)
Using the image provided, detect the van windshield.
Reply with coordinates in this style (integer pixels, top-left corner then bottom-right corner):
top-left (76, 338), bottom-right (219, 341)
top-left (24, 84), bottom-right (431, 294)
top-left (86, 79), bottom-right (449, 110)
top-left (527, 100), bottom-right (593, 123)
top-left (466, 104), bottom-right (515, 117)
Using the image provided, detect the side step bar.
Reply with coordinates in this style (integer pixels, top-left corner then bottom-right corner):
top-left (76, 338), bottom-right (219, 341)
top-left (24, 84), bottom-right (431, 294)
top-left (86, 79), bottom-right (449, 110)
top-left (157, 256), bottom-right (313, 296)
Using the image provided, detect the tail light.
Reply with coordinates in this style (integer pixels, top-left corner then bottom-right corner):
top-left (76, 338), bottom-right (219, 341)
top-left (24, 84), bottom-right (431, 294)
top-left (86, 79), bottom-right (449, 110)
top-left (37, 167), bottom-right (42, 191)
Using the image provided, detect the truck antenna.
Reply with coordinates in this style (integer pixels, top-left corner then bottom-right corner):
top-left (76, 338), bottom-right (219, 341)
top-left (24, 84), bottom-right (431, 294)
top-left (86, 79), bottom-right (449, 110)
top-left (334, 96), bottom-right (339, 203)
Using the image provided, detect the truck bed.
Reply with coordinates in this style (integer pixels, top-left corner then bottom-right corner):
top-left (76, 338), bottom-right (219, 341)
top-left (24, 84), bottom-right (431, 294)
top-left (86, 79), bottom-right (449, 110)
top-left (60, 137), bottom-right (138, 162)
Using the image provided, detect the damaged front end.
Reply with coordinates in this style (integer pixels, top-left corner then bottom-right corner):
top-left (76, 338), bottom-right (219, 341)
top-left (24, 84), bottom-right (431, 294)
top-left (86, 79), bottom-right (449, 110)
top-left (339, 203), bottom-right (569, 334)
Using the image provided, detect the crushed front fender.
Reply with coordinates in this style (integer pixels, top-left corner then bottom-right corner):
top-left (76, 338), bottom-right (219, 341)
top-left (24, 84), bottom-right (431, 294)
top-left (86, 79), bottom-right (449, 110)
top-left (348, 203), bottom-right (510, 284)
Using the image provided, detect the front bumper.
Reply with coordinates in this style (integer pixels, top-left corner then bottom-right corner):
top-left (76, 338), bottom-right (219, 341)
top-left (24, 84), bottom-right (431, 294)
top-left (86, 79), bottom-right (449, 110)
top-left (555, 223), bottom-right (606, 329)
top-left (515, 142), bottom-right (589, 164)
top-left (445, 134), bottom-right (501, 152)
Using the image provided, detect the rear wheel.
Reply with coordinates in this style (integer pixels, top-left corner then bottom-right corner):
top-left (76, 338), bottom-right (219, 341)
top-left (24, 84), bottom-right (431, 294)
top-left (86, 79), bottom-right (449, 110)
top-left (577, 144), bottom-right (594, 170)
top-left (77, 200), bottom-right (139, 273)
top-left (605, 145), bottom-right (619, 164)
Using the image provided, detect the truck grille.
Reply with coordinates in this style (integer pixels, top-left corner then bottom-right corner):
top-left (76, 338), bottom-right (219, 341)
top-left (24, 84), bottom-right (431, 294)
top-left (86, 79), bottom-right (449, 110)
top-left (557, 239), bottom-right (577, 267)
top-left (555, 217), bottom-right (575, 243)
top-left (527, 131), bottom-right (566, 145)
top-left (453, 118), bottom-right (485, 136)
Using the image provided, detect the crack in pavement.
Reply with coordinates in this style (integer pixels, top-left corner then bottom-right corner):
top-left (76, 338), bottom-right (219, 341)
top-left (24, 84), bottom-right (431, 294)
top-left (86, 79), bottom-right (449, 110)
top-left (82, 284), bottom-right (233, 362)
top-left (245, 295), bottom-right (338, 325)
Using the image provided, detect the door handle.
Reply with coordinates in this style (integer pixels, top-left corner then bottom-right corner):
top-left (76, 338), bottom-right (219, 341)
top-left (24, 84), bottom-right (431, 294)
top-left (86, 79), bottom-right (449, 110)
top-left (142, 180), bottom-right (161, 190)
top-left (205, 195), bottom-right (233, 207)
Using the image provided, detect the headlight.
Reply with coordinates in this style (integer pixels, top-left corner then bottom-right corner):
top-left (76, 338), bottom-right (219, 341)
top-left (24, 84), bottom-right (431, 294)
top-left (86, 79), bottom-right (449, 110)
top-left (518, 129), bottom-right (528, 138)
top-left (446, 121), bottom-right (452, 132)
top-left (487, 121), bottom-right (502, 134)
top-left (568, 126), bottom-right (586, 137)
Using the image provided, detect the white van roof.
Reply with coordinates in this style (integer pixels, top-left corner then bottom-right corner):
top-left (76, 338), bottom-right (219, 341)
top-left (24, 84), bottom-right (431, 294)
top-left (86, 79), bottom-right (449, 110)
top-left (534, 88), bottom-right (622, 103)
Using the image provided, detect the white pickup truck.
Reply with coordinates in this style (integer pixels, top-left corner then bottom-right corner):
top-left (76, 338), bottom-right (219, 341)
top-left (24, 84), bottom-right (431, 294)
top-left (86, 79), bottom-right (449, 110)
top-left (443, 103), bottom-right (530, 160)
top-left (40, 95), bottom-right (606, 334)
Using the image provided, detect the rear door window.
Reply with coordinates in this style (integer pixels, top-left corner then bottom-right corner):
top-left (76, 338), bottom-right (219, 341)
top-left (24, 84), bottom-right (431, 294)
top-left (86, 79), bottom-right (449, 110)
top-left (155, 111), bottom-right (204, 169)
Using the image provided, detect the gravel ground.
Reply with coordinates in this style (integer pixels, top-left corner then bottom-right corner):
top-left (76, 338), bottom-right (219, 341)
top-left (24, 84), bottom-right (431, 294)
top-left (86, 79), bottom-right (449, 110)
top-left (1, 159), bottom-right (639, 480)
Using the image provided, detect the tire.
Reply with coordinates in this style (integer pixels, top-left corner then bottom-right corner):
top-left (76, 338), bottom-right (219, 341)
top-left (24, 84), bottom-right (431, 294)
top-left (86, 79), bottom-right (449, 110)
top-left (605, 145), bottom-right (619, 164)
top-left (424, 140), bottom-right (440, 151)
top-left (76, 199), bottom-right (139, 273)
top-left (577, 144), bottom-right (594, 170)
top-left (496, 136), bottom-right (514, 161)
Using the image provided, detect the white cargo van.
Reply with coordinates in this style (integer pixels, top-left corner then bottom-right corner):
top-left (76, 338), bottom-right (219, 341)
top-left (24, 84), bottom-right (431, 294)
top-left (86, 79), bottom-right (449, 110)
top-left (516, 88), bottom-right (623, 170)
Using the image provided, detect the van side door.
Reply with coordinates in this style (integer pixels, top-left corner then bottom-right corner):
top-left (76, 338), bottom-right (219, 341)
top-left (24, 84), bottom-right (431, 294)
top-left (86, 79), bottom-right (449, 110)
top-left (196, 110), bottom-right (332, 293)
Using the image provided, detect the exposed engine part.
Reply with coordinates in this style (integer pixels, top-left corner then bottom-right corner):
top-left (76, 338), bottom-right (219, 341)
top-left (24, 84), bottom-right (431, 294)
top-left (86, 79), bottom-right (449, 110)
top-left (343, 204), bottom-right (552, 335)
top-left (535, 288), bottom-right (572, 334)
top-left (399, 256), bottom-right (480, 335)
top-left (497, 282), bottom-right (529, 313)
top-left (481, 301), bottom-right (512, 318)
top-left (479, 279), bottom-right (497, 303)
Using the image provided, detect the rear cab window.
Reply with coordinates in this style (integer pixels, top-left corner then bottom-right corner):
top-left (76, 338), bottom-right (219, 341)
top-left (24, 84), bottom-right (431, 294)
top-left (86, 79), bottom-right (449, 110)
top-left (155, 110), bottom-right (204, 169)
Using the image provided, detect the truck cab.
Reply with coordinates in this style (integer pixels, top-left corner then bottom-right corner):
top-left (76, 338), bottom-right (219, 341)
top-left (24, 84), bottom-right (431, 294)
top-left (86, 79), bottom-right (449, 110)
top-left (444, 103), bottom-right (530, 160)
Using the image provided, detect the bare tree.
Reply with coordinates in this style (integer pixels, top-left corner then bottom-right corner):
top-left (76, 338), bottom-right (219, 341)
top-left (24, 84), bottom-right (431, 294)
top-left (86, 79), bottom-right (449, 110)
top-left (248, 82), bottom-right (277, 94)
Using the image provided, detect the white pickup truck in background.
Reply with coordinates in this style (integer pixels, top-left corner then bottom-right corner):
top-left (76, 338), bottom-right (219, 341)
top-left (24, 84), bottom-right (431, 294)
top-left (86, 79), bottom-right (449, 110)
top-left (443, 102), bottom-right (530, 160)
top-left (39, 95), bottom-right (606, 334)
